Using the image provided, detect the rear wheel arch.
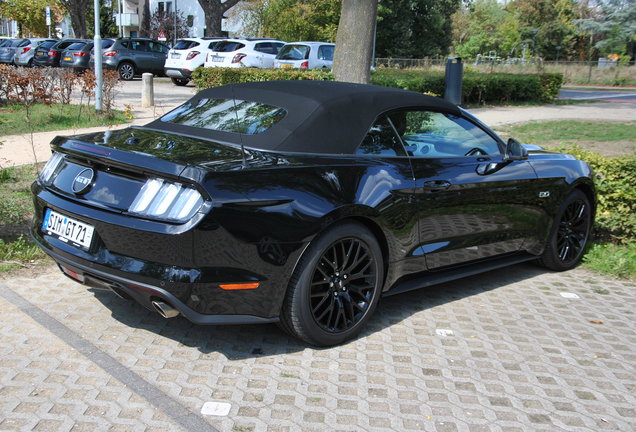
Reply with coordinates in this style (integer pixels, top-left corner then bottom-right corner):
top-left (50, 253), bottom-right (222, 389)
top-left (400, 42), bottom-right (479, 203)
top-left (279, 217), bottom-right (387, 345)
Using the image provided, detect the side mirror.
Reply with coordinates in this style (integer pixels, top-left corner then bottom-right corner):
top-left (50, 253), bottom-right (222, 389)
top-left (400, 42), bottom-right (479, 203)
top-left (504, 138), bottom-right (528, 161)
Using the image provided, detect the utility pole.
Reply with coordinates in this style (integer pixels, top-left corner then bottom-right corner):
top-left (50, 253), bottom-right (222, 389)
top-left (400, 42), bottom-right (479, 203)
top-left (94, 0), bottom-right (103, 112)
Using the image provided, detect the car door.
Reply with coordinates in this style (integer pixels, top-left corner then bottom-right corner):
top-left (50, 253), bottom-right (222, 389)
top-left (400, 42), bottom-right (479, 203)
top-left (148, 41), bottom-right (169, 72)
top-left (354, 115), bottom-right (422, 274)
top-left (129, 40), bottom-right (154, 71)
top-left (389, 109), bottom-right (541, 270)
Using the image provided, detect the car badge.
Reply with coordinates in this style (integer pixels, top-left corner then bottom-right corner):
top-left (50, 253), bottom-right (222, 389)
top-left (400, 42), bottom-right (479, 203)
top-left (72, 168), bottom-right (95, 194)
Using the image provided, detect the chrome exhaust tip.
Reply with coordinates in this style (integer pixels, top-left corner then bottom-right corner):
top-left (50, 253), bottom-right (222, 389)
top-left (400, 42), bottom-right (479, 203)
top-left (151, 301), bottom-right (180, 318)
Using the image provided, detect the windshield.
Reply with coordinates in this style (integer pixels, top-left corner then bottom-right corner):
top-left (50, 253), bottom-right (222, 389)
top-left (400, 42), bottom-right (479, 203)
top-left (212, 41), bottom-right (245, 53)
top-left (173, 40), bottom-right (199, 50)
top-left (276, 44), bottom-right (310, 60)
top-left (161, 98), bottom-right (287, 135)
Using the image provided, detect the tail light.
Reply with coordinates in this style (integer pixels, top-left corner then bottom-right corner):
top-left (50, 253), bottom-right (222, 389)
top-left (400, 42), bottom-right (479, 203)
top-left (21, 47), bottom-right (31, 54)
top-left (232, 53), bottom-right (246, 64)
top-left (128, 178), bottom-right (204, 222)
top-left (48, 50), bottom-right (57, 57)
top-left (73, 52), bottom-right (87, 57)
top-left (300, 61), bottom-right (309, 69)
top-left (104, 50), bottom-right (118, 57)
top-left (186, 51), bottom-right (200, 60)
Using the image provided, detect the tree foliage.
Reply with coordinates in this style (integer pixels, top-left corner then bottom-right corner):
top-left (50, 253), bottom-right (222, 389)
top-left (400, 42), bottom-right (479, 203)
top-left (149, 10), bottom-right (190, 42)
top-left (0, 0), bottom-right (63, 36)
top-left (376, 0), bottom-right (462, 58)
top-left (259, 0), bottom-right (341, 42)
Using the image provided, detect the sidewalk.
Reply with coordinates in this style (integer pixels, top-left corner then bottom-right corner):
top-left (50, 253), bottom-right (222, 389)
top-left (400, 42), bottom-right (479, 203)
top-left (2, 90), bottom-right (636, 167)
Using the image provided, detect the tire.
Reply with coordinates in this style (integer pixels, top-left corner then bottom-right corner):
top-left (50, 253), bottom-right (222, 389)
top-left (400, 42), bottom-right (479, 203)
top-left (279, 221), bottom-right (384, 346)
top-left (537, 189), bottom-right (592, 271)
top-left (171, 77), bottom-right (189, 86)
top-left (117, 62), bottom-right (135, 80)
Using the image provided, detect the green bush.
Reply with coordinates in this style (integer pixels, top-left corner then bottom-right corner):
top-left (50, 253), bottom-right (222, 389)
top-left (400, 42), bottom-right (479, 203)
top-left (191, 67), bottom-right (334, 90)
top-left (191, 67), bottom-right (562, 105)
top-left (553, 145), bottom-right (636, 243)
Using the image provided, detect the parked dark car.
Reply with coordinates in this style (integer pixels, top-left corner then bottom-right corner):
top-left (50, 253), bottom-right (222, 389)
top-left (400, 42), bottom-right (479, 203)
top-left (33, 38), bottom-right (88, 68)
top-left (0, 38), bottom-right (23, 64)
top-left (90, 37), bottom-right (169, 80)
top-left (30, 81), bottom-right (595, 346)
top-left (60, 39), bottom-right (116, 72)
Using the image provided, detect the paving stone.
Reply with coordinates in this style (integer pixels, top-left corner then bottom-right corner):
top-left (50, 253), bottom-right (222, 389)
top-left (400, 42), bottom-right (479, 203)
top-left (1, 264), bottom-right (635, 431)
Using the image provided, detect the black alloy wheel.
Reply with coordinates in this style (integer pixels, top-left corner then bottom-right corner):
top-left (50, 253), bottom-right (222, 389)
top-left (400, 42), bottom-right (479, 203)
top-left (279, 221), bottom-right (384, 346)
top-left (117, 62), bottom-right (135, 80)
top-left (538, 189), bottom-right (592, 271)
top-left (311, 237), bottom-right (377, 333)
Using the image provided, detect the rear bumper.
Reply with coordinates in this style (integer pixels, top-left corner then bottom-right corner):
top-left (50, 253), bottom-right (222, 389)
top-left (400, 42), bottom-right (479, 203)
top-left (35, 238), bottom-right (278, 325)
top-left (164, 68), bottom-right (192, 79)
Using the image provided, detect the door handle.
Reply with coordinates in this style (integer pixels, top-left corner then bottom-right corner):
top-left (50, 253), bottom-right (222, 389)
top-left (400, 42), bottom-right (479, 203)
top-left (422, 180), bottom-right (451, 190)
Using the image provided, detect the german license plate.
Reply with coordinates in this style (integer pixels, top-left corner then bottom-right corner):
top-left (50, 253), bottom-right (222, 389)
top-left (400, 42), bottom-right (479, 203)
top-left (281, 63), bottom-right (294, 69)
top-left (42, 209), bottom-right (95, 250)
top-left (211, 56), bottom-right (224, 62)
top-left (171, 53), bottom-right (180, 59)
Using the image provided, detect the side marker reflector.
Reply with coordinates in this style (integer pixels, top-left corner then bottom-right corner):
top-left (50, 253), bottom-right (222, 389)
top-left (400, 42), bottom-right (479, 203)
top-left (219, 282), bottom-right (260, 290)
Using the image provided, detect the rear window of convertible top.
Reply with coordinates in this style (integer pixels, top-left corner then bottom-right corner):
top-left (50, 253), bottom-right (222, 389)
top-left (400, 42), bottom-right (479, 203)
top-left (160, 98), bottom-right (287, 135)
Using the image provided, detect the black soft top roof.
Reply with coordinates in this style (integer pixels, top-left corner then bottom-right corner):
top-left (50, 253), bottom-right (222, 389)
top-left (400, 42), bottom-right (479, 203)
top-left (145, 80), bottom-right (461, 155)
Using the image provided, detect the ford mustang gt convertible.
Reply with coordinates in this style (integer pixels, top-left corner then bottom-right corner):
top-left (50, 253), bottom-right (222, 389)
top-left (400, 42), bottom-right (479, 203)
top-left (31, 80), bottom-right (595, 346)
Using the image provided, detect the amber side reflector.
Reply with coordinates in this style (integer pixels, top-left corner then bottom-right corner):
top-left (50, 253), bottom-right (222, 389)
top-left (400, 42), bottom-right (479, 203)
top-left (219, 282), bottom-right (260, 290)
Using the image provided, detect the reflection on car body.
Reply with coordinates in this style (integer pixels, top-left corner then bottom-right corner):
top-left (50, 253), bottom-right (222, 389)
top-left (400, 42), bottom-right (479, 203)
top-left (31, 80), bottom-right (595, 346)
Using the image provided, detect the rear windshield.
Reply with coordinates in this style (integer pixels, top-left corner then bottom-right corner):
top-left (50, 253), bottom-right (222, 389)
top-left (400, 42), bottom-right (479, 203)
top-left (160, 98), bottom-right (286, 135)
top-left (66, 42), bottom-right (88, 50)
top-left (212, 41), bottom-right (245, 52)
top-left (173, 40), bottom-right (199, 50)
top-left (277, 44), bottom-right (310, 60)
top-left (39, 41), bottom-right (57, 50)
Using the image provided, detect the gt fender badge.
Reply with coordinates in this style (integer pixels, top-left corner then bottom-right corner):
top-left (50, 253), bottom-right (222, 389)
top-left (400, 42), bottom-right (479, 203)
top-left (539, 191), bottom-right (550, 198)
top-left (72, 168), bottom-right (95, 194)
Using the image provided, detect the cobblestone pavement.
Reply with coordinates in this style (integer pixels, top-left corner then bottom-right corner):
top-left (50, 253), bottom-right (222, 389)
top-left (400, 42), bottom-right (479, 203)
top-left (1, 263), bottom-right (635, 432)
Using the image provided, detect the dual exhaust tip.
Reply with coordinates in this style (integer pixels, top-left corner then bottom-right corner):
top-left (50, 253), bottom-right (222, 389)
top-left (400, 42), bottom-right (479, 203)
top-left (151, 300), bottom-right (180, 319)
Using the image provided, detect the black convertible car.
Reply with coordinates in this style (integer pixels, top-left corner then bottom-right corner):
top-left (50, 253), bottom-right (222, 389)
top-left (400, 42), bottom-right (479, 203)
top-left (31, 80), bottom-right (595, 346)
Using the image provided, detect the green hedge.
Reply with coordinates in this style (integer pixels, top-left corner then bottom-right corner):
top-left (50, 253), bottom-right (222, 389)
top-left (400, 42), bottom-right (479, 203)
top-left (371, 69), bottom-right (562, 103)
top-left (191, 67), bottom-right (563, 104)
top-left (553, 145), bottom-right (636, 243)
top-left (191, 67), bottom-right (334, 90)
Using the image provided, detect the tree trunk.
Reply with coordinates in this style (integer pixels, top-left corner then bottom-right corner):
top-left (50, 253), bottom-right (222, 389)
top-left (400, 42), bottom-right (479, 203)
top-left (333, 0), bottom-right (378, 84)
top-left (139, 0), bottom-right (151, 37)
top-left (64, 0), bottom-right (89, 38)
top-left (197, 0), bottom-right (241, 36)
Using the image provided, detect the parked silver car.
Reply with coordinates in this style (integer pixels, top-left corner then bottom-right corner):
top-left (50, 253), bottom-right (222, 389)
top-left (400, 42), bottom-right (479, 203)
top-left (14, 38), bottom-right (58, 67)
top-left (0, 38), bottom-right (22, 64)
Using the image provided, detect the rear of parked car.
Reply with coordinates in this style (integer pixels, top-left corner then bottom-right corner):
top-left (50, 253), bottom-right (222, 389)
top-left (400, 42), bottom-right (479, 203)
top-left (33, 39), bottom-right (87, 68)
top-left (59, 41), bottom-right (95, 71)
top-left (94, 38), bottom-right (169, 80)
top-left (204, 39), bottom-right (285, 69)
top-left (164, 37), bottom-right (223, 86)
top-left (0, 38), bottom-right (21, 64)
top-left (14, 38), bottom-right (58, 67)
top-left (274, 42), bottom-right (335, 70)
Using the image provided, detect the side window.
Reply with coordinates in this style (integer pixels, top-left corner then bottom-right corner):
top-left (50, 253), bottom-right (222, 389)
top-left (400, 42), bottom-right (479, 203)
top-left (149, 42), bottom-right (168, 53)
top-left (318, 45), bottom-right (334, 61)
top-left (254, 42), bottom-right (271, 54)
top-left (132, 41), bottom-right (148, 51)
top-left (388, 111), bottom-right (501, 158)
top-left (356, 116), bottom-right (407, 157)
